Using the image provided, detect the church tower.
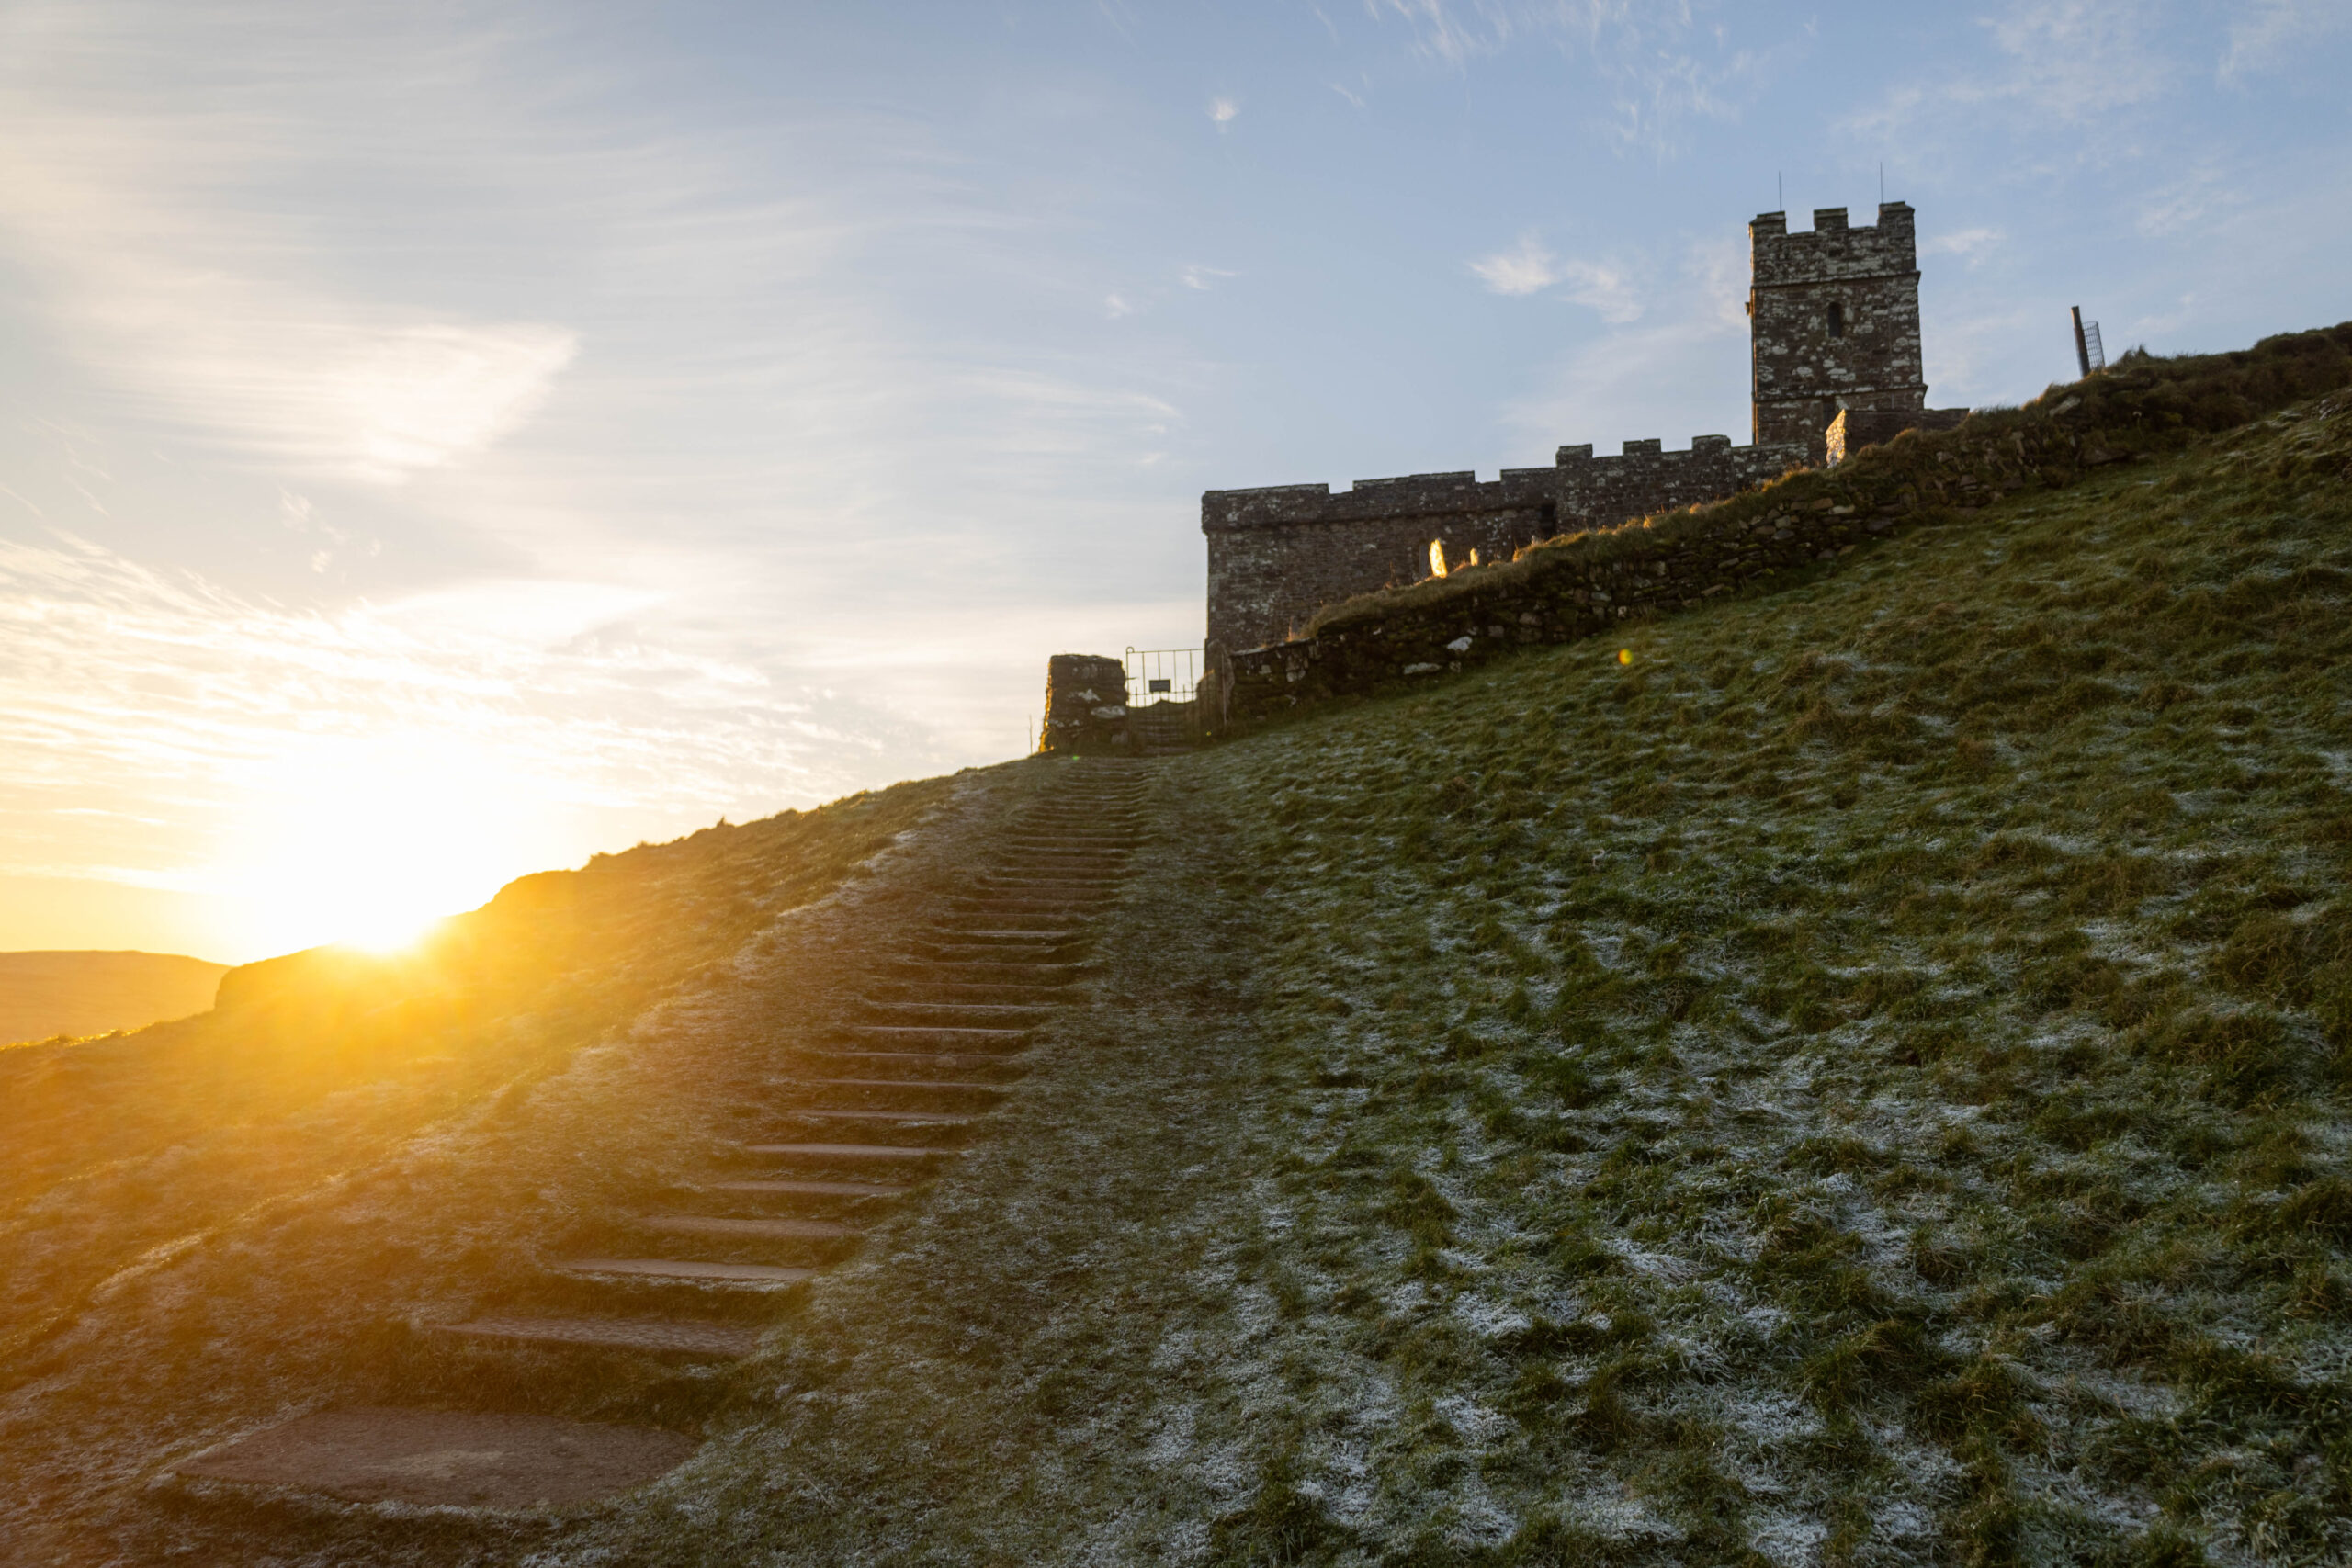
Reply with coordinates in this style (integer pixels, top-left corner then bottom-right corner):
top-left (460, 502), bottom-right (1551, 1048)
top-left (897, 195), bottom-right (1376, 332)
top-left (1748, 203), bottom-right (1928, 461)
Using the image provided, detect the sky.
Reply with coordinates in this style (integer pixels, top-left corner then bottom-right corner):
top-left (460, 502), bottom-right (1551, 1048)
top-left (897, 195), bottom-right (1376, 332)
top-left (2, 0), bottom-right (2346, 963)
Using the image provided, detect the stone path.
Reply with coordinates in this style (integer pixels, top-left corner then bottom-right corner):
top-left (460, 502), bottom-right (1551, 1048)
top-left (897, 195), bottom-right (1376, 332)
top-left (176, 761), bottom-right (1149, 1509)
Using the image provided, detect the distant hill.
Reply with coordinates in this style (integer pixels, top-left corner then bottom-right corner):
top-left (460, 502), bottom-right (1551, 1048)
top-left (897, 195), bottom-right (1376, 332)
top-left (0, 951), bottom-right (229, 1044)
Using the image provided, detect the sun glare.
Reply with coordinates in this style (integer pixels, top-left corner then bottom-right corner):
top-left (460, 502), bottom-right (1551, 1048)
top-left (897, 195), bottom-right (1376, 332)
top-left (220, 735), bottom-right (555, 957)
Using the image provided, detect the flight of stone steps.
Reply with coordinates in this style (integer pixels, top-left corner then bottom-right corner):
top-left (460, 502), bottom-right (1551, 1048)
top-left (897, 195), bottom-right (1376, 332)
top-left (442, 761), bottom-right (1150, 1358)
top-left (177, 760), bottom-right (1151, 1505)
top-left (1127, 700), bottom-right (1198, 757)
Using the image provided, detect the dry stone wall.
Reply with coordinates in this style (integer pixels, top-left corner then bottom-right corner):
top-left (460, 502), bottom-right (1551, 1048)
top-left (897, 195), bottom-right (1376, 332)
top-left (1828, 406), bottom-right (1967, 465)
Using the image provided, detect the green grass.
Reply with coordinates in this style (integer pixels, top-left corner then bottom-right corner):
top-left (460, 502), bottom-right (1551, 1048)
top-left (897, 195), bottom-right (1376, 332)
top-left (1149, 388), bottom-right (2352, 1562)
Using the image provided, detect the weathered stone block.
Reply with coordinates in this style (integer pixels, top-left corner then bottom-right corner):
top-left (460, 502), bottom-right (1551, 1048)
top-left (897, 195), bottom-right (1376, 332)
top-left (1040, 653), bottom-right (1129, 754)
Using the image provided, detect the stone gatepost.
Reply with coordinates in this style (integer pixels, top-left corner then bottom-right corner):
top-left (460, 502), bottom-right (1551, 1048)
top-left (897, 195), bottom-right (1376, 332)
top-left (1038, 653), bottom-right (1130, 753)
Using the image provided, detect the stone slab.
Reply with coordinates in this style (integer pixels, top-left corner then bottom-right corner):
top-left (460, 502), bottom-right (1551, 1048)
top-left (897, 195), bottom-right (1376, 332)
top-left (743, 1142), bottom-right (958, 1160)
top-left (558, 1258), bottom-right (815, 1284)
top-left (642, 1214), bottom-right (860, 1240)
top-left (176, 1406), bottom-right (696, 1508)
top-left (778, 1107), bottom-right (975, 1123)
top-left (813, 1051), bottom-right (1029, 1070)
top-left (708, 1178), bottom-right (908, 1198)
top-left (841, 1026), bottom-right (1034, 1045)
top-left (802, 1077), bottom-right (1005, 1091)
top-left (856, 1002), bottom-right (1053, 1020)
top-left (435, 1316), bottom-right (760, 1359)
top-left (923, 927), bottom-right (1085, 942)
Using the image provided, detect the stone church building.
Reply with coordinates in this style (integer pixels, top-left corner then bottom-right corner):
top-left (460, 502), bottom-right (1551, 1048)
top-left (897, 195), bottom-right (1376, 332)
top-left (1199, 202), bottom-right (1964, 669)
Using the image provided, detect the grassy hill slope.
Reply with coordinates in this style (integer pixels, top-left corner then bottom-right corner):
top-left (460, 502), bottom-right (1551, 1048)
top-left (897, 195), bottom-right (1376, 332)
top-left (1142, 389), bottom-right (2352, 1562)
top-left (409, 375), bottom-right (2352, 1568)
top-left (0, 372), bottom-right (2345, 1567)
top-left (0, 783), bottom-right (944, 1382)
top-left (0, 950), bottom-right (228, 1045)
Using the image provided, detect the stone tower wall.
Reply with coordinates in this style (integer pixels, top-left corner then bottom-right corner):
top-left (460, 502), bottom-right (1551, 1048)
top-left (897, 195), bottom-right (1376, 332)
top-left (1749, 203), bottom-right (1927, 461)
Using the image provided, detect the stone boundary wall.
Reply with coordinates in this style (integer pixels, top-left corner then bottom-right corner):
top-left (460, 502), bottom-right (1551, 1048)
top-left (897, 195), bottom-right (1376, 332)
top-left (1203, 436), bottom-right (1801, 658)
top-left (1828, 407), bottom-right (1967, 465)
top-left (1210, 323), bottom-right (2352, 731)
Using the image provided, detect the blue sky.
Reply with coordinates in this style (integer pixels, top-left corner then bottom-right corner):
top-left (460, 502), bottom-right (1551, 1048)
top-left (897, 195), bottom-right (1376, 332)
top-left (3, 0), bottom-right (2346, 960)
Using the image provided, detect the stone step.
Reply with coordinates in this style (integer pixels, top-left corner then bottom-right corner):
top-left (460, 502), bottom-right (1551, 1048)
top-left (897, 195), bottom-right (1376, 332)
top-left (808, 1050), bottom-right (1029, 1073)
top-left (994, 843), bottom-right (1136, 855)
top-left (706, 1178), bottom-right (910, 1199)
top-left (984, 870), bottom-right (1126, 882)
top-left (929, 905), bottom-right (1091, 925)
top-left (917, 925), bottom-right (1087, 943)
top-left (862, 981), bottom-right (1069, 1004)
top-left (854, 1001), bottom-right (1053, 1025)
top-left (642, 1213), bottom-right (861, 1241)
top-left (175, 1407), bottom-right (698, 1507)
top-left (885, 957), bottom-right (1082, 976)
top-left (772, 1107), bottom-right (977, 1124)
top-left (797, 1077), bottom-right (1006, 1092)
top-left (992, 831), bottom-right (1138, 846)
top-left (925, 922), bottom-right (1087, 941)
top-left (900, 950), bottom-right (1075, 968)
top-left (557, 1258), bottom-right (815, 1285)
top-left (742, 1141), bottom-right (961, 1161)
top-left (433, 1315), bottom-right (762, 1360)
top-left (951, 896), bottom-right (1114, 914)
top-left (835, 1025), bottom-right (1034, 1049)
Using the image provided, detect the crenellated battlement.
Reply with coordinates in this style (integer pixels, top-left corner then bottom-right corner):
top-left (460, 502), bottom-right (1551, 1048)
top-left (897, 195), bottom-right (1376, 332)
top-left (1750, 202), bottom-right (1918, 288)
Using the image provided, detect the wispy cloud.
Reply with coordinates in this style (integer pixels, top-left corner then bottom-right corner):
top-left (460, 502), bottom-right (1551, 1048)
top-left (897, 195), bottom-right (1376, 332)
top-left (2135, 162), bottom-right (2240, 236)
top-left (1841, 0), bottom-right (2174, 153)
top-left (1922, 227), bottom-right (2004, 264)
top-left (0, 11), bottom-right (582, 484)
top-left (1470, 236), bottom-right (1643, 321)
top-left (0, 527), bottom-right (923, 951)
top-left (1500, 233), bottom-right (1748, 452)
top-left (1363, 1), bottom-right (1776, 158)
top-left (1207, 96), bottom-right (1239, 127)
top-left (2221, 0), bottom-right (2352, 83)
top-left (1181, 265), bottom-right (1238, 291)
top-left (1469, 235), bottom-right (1560, 297)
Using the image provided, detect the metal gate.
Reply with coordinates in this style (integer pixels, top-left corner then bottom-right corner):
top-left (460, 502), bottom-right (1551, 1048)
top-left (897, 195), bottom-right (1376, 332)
top-left (1123, 647), bottom-right (1200, 706)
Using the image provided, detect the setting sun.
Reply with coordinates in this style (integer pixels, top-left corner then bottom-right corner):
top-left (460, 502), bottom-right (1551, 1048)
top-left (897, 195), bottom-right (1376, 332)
top-left (217, 735), bottom-right (548, 956)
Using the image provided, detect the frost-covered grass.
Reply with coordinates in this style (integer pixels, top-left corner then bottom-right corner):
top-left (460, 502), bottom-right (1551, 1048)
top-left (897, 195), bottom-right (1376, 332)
top-left (1163, 394), bottom-right (2352, 1564)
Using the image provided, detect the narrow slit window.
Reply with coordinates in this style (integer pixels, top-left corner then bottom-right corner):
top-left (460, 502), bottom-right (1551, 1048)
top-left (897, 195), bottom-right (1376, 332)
top-left (1826, 302), bottom-right (1846, 338)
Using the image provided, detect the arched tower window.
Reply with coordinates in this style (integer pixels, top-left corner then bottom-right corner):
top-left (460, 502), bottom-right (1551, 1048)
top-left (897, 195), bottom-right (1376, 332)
top-left (1826, 301), bottom-right (1846, 338)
